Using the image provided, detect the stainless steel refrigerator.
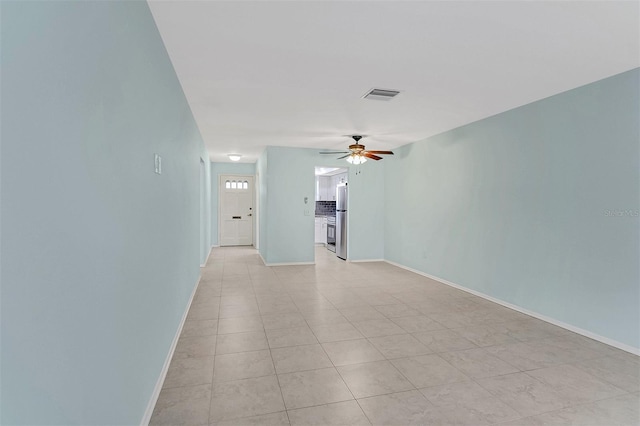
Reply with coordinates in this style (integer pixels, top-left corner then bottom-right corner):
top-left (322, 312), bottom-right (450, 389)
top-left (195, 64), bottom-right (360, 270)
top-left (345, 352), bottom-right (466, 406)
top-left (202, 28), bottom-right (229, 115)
top-left (336, 183), bottom-right (348, 260)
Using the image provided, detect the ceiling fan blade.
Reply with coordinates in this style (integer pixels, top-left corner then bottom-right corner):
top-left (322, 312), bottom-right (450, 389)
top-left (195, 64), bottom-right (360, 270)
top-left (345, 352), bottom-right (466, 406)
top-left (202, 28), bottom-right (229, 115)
top-left (337, 154), bottom-right (351, 159)
top-left (366, 150), bottom-right (394, 155)
top-left (320, 151), bottom-right (349, 154)
top-left (364, 153), bottom-right (383, 161)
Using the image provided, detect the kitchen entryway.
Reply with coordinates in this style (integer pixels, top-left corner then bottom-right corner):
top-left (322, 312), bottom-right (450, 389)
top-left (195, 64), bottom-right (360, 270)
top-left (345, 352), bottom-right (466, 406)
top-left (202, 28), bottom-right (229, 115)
top-left (314, 167), bottom-right (347, 260)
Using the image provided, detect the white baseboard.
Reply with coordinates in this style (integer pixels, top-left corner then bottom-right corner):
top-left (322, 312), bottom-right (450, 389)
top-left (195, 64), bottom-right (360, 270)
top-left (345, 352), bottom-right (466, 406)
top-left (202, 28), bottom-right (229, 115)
top-left (140, 275), bottom-right (201, 425)
top-left (385, 260), bottom-right (640, 356)
top-left (349, 258), bottom-right (385, 263)
top-left (200, 246), bottom-right (214, 267)
top-left (265, 261), bottom-right (316, 266)
top-left (258, 251), bottom-right (315, 266)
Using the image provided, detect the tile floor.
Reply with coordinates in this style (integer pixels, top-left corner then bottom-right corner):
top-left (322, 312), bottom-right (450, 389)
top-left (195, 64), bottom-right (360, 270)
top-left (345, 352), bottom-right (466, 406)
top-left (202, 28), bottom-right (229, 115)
top-left (150, 246), bottom-right (640, 425)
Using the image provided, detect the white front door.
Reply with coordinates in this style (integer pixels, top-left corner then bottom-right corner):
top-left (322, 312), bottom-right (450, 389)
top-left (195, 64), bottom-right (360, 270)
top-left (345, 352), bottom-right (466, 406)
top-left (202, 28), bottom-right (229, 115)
top-left (219, 175), bottom-right (254, 246)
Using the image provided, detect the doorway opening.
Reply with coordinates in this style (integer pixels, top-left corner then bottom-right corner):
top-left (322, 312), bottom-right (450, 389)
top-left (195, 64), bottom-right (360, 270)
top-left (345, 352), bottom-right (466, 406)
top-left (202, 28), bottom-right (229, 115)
top-left (314, 166), bottom-right (348, 260)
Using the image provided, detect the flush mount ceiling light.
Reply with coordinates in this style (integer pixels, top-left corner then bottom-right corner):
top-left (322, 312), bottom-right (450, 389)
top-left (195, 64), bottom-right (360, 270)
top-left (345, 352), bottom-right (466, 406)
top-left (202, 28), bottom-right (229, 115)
top-left (228, 154), bottom-right (242, 162)
top-left (362, 88), bottom-right (401, 101)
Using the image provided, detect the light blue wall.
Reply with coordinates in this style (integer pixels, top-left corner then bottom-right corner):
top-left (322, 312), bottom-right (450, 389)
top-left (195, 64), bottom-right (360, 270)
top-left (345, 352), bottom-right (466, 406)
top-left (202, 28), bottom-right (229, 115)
top-left (384, 69), bottom-right (640, 350)
top-left (1, 1), bottom-right (209, 424)
top-left (257, 151), bottom-right (269, 257)
top-left (200, 159), bottom-right (212, 265)
top-left (210, 162), bottom-right (256, 246)
top-left (258, 146), bottom-right (385, 264)
top-left (262, 147), bottom-right (318, 264)
top-left (348, 161), bottom-right (386, 261)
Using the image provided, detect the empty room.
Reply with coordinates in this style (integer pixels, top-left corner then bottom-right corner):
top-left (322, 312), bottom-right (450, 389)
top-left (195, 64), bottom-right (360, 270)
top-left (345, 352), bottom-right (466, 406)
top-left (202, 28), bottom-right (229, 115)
top-left (1, 1), bottom-right (638, 425)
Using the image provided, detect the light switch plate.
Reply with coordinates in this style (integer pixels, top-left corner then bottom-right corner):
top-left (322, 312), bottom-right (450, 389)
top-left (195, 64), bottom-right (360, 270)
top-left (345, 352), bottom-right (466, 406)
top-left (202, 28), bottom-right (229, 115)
top-left (154, 154), bottom-right (162, 174)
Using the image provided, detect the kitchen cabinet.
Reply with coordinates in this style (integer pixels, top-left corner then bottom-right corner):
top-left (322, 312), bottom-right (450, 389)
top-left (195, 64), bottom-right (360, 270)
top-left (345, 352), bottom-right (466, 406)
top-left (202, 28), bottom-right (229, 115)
top-left (322, 176), bottom-right (332, 200)
top-left (326, 177), bottom-right (336, 201)
top-left (317, 172), bottom-right (347, 202)
top-left (325, 173), bottom-right (346, 201)
top-left (315, 176), bottom-right (326, 201)
top-left (314, 217), bottom-right (322, 242)
top-left (322, 217), bottom-right (327, 244)
top-left (315, 177), bottom-right (320, 201)
top-left (328, 173), bottom-right (347, 201)
top-left (314, 217), bottom-right (327, 244)
top-left (316, 176), bottom-right (333, 201)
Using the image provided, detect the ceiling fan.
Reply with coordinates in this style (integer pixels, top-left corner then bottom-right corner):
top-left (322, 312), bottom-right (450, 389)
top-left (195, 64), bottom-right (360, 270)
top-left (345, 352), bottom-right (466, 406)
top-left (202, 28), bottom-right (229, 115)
top-left (319, 135), bottom-right (394, 165)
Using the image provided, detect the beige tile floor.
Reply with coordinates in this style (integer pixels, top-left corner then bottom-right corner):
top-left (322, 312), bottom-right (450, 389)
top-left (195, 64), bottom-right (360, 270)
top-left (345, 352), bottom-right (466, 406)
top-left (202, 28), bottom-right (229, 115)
top-left (150, 246), bottom-right (640, 426)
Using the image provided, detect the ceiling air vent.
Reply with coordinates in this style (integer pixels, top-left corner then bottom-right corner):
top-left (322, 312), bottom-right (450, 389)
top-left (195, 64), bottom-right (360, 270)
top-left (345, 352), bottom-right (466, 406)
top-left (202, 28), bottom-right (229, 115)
top-left (362, 88), bottom-right (401, 101)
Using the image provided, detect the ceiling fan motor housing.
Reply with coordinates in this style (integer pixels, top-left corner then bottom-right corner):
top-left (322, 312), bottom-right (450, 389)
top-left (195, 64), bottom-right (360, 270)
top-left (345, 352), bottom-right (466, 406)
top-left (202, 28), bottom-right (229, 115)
top-left (349, 144), bottom-right (365, 153)
top-left (349, 135), bottom-right (365, 153)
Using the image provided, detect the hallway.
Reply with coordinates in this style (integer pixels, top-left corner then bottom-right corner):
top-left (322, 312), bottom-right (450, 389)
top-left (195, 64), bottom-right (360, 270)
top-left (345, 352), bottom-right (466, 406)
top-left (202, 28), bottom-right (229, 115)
top-left (150, 247), bottom-right (639, 425)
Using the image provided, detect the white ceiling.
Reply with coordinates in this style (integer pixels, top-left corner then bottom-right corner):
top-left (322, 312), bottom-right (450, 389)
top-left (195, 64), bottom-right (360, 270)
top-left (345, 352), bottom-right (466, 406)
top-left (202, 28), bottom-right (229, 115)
top-left (148, 1), bottom-right (639, 163)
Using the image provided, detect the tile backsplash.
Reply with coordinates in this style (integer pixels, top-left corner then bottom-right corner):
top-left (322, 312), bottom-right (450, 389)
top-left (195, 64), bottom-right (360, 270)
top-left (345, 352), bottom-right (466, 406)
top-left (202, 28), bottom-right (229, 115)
top-left (315, 201), bottom-right (336, 216)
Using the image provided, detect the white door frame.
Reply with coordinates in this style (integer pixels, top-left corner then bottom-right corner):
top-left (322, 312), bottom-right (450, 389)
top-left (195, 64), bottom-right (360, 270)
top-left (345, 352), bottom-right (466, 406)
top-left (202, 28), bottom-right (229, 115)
top-left (218, 174), bottom-right (255, 246)
top-left (254, 171), bottom-right (260, 250)
top-left (199, 158), bottom-right (207, 265)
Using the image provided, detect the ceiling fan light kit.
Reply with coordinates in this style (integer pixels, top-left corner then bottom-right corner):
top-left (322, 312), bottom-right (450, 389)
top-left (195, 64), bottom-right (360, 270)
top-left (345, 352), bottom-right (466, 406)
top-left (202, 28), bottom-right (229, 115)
top-left (320, 135), bottom-right (394, 165)
top-left (346, 154), bottom-right (367, 165)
